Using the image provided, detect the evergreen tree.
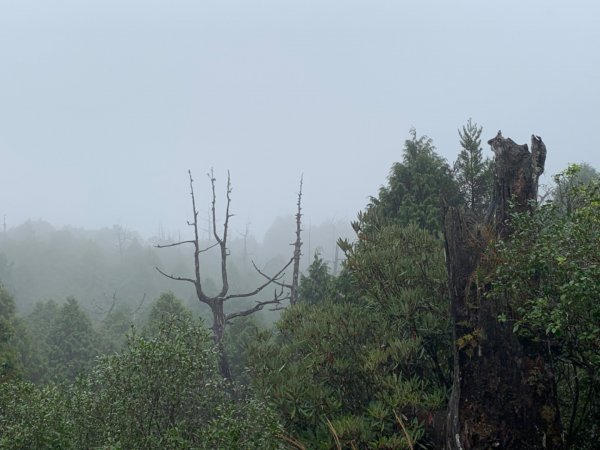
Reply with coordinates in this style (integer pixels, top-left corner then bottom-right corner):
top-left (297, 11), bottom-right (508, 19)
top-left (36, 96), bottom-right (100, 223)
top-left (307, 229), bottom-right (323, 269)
top-left (46, 297), bottom-right (101, 382)
top-left (11, 318), bottom-right (45, 384)
top-left (145, 291), bottom-right (192, 334)
top-left (23, 300), bottom-right (61, 383)
top-left (369, 129), bottom-right (461, 232)
top-left (453, 119), bottom-right (493, 217)
top-left (0, 286), bottom-right (21, 382)
top-left (298, 252), bottom-right (334, 305)
top-left (249, 224), bottom-right (451, 448)
top-left (100, 305), bottom-right (134, 353)
top-left (26, 300), bottom-right (60, 345)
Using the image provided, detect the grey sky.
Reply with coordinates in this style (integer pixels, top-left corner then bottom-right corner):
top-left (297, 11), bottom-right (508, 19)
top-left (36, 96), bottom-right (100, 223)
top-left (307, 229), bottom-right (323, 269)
top-left (1, 1), bottom-right (598, 240)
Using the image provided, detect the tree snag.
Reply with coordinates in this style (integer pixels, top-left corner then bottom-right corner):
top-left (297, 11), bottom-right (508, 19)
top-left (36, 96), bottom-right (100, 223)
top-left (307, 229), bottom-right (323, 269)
top-left (156, 170), bottom-right (294, 379)
top-left (290, 176), bottom-right (303, 305)
top-left (252, 176), bottom-right (303, 306)
top-left (444, 132), bottom-right (562, 449)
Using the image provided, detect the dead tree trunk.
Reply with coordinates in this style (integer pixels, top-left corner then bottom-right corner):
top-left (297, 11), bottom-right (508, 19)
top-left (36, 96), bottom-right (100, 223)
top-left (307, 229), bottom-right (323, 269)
top-left (444, 132), bottom-right (562, 449)
top-left (290, 176), bottom-right (303, 305)
top-left (253, 177), bottom-right (304, 307)
top-left (156, 170), bottom-right (294, 380)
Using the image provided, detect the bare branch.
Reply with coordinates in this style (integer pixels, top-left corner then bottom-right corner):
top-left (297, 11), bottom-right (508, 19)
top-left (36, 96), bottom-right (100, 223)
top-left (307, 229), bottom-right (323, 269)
top-left (132, 293), bottom-right (146, 316)
top-left (199, 241), bottom-right (220, 253)
top-left (208, 169), bottom-right (232, 298)
top-left (223, 171), bottom-right (232, 244)
top-left (225, 288), bottom-right (289, 322)
top-left (209, 169), bottom-right (222, 245)
top-left (189, 170), bottom-right (203, 292)
top-left (155, 266), bottom-right (197, 285)
top-left (105, 290), bottom-right (117, 318)
top-left (252, 260), bottom-right (291, 289)
top-left (155, 169), bottom-right (300, 380)
top-left (225, 255), bottom-right (294, 300)
top-left (269, 305), bottom-right (288, 312)
top-left (218, 172), bottom-right (232, 297)
top-left (91, 290), bottom-right (118, 321)
top-left (237, 222), bottom-right (252, 263)
top-left (244, 178), bottom-right (302, 301)
top-left (290, 175), bottom-right (303, 305)
top-left (155, 240), bottom-right (196, 249)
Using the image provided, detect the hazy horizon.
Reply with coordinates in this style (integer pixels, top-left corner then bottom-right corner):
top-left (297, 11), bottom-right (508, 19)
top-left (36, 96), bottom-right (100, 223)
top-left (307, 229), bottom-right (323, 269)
top-left (1, 1), bottom-right (599, 240)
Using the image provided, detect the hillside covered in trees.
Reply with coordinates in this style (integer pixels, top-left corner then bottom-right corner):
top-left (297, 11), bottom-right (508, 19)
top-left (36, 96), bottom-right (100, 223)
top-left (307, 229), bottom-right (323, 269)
top-left (1, 123), bottom-right (599, 449)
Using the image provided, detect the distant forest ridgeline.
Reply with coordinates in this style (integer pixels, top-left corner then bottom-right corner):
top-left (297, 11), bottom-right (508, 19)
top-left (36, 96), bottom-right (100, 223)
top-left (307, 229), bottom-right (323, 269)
top-left (0, 217), bottom-right (353, 319)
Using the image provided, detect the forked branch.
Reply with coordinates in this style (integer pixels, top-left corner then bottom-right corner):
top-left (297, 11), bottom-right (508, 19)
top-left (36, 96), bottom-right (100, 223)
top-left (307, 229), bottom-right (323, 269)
top-left (225, 256), bottom-right (294, 300)
top-left (155, 169), bottom-right (300, 379)
top-left (225, 286), bottom-right (290, 323)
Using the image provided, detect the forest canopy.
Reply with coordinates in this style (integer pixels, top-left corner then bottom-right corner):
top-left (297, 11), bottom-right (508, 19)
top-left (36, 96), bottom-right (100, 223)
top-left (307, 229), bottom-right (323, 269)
top-left (1, 126), bottom-right (599, 449)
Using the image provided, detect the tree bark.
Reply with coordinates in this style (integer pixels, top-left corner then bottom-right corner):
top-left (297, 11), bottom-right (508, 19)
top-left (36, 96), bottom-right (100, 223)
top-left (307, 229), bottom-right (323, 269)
top-left (444, 132), bottom-right (562, 449)
top-left (290, 177), bottom-right (303, 305)
top-left (156, 170), bottom-right (294, 380)
top-left (211, 301), bottom-right (232, 380)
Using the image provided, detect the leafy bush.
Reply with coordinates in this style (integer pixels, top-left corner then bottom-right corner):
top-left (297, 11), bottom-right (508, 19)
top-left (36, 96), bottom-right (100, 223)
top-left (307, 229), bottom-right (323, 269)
top-left (0, 316), bottom-right (282, 449)
top-left (492, 169), bottom-right (600, 448)
top-left (0, 286), bottom-right (21, 382)
top-left (248, 225), bottom-right (450, 448)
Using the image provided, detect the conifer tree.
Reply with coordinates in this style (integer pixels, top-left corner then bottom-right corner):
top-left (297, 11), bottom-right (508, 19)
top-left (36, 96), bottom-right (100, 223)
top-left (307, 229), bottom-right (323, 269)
top-left (297, 252), bottom-right (334, 305)
top-left (0, 286), bottom-right (20, 382)
top-left (146, 291), bottom-right (192, 334)
top-left (46, 297), bottom-right (101, 382)
top-left (369, 129), bottom-right (460, 232)
top-left (453, 119), bottom-right (493, 217)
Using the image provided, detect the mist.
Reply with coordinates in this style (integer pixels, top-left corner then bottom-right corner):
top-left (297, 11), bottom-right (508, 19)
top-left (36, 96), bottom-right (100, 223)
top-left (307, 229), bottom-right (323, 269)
top-left (2, 2), bottom-right (600, 447)
top-left (1, 0), bottom-right (599, 240)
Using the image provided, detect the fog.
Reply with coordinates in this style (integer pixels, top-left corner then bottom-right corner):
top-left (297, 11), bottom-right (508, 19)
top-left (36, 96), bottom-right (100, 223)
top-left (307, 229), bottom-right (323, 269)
top-left (0, 217), bottom-right (351, 314)
top-left (1, 0), bottom-right (599, 241)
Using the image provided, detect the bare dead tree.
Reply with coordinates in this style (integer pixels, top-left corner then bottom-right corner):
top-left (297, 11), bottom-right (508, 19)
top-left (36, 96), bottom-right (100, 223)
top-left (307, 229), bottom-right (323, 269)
top-left (237, 222), bottom-right (252, 265)
top-left (91, 290), bottom-right (118, 321)
top-left (333, 245), bottom-right (340, 276)
top-left (131, 293), bottom-right (147, 323)
top-left (252, 176), bottom-right (303, 307)
top-left (290, 176), bottom-right (303, 305)
top-left (443, 132), bottom-right (562, 449)
top-left (155, 170), bottom-right (294, 379)
top-left (114, 225), bottom-right (132, 259)
top-left (92, 290), bottom-right (146, 324)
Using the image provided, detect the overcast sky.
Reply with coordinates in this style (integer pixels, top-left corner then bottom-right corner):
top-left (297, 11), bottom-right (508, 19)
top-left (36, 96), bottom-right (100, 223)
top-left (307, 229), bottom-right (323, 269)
top-left (1, 1), bottom-right (598, 240)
